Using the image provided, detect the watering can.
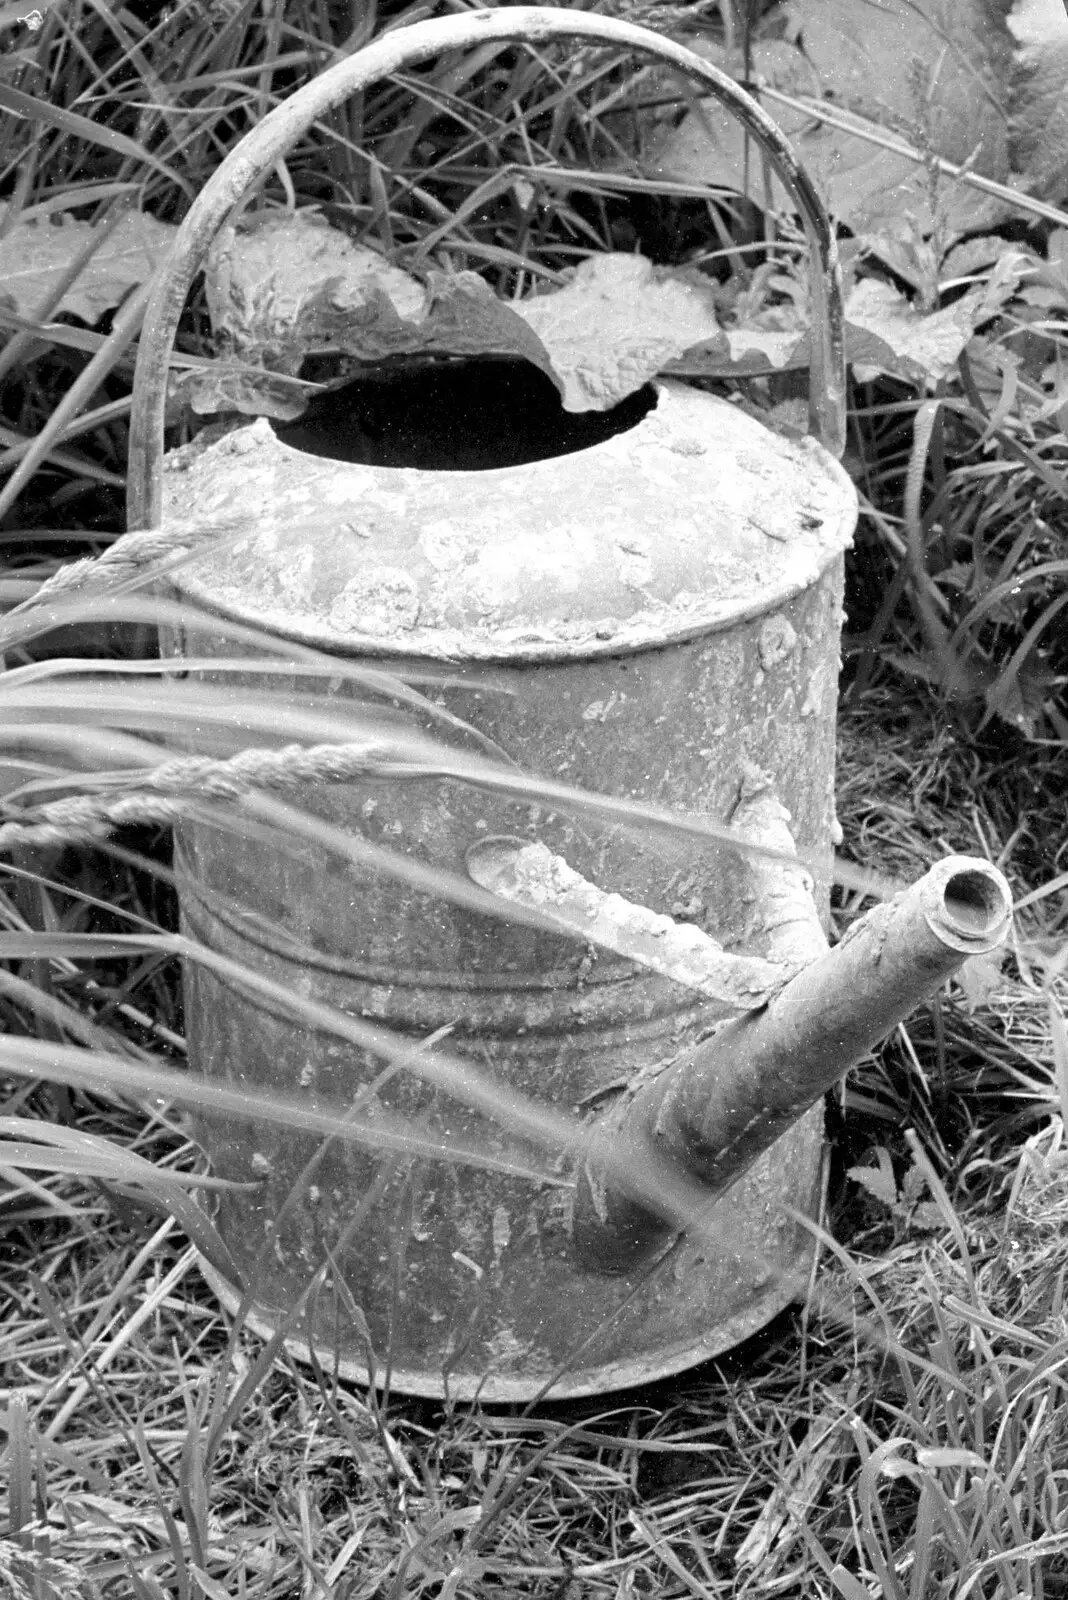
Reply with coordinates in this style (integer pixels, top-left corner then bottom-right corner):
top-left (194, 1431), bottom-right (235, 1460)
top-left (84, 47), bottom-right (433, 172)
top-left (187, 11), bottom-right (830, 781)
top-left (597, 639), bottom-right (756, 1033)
top-left (128, 10), bottom-right (1014, 1400)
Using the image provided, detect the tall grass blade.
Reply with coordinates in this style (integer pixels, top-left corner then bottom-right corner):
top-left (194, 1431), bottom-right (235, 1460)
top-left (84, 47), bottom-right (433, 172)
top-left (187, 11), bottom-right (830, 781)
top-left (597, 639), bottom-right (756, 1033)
top-left (5, 1394), bottom-right (32, 1547)
top-left (1049, 998), bottom-right (1068, 1127)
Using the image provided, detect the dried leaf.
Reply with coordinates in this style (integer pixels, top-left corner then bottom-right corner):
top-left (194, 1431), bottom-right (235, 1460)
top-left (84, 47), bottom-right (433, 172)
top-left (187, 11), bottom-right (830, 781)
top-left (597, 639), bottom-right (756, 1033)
top-left (200, 210), bottom-right (559, 414)
top-left (846, 279), bottom-right (975, 382)
top-left (843, 251), bottom-right (1027, 383)
top-left (205, 210), bottom-right (425, 360)
top-left (514, 254), bottom-right (721, 409)
top-left (672, 326), bottom-right (809, 380)
top-left (201, 218), bottom-right (723, 413)
top-left (0, 204), bottom-right (176, 322)
top-left (830, 1569), bottom-right (879, 1600)
top-left (169, 363), bottom-right (314, 422)
top-left (915, 1446), bottom-right (988, 1471)
top-left (735, 1403), bottom-right (847, 1575)
top-left (955, 948), bottom-right (1007, 1012)
top-left (674, 242), bottom-right (1026, 389)
top-left (191, 207), bottom-right (1021, 420)
top-left (847, 1148), bottom-right (898, 1207)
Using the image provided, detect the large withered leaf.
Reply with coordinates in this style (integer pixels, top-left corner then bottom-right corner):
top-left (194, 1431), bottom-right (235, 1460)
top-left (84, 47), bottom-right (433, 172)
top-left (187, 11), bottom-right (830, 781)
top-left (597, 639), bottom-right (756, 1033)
top-left (197, 213), bottom-right (724, 414)
top-left (514, 254), bottom-right (721, 409)
top-left (196, 209), bottom-right (557, 416)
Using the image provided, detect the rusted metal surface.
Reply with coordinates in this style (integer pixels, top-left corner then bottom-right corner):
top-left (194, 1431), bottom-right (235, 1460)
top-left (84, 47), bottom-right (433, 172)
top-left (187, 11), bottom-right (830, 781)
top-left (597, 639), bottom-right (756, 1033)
top-left (572, 856), bottom-right (1013, 1273)
top-left (464, 836), bottom-right (789, 1009)
top-left (131, 5), bottom-right (858, 1399)
top-left (161, 375), bottom-right (857, 1399)
top-left (162, 382), bottom-right (854, 661)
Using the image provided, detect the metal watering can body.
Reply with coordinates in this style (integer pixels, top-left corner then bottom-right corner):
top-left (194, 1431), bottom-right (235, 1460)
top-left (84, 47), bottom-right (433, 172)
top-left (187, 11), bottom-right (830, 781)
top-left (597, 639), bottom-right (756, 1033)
top-left (160, 374), bottom-right (854, 1398)
top-left (129, 11), bottom-right (1011, 1399)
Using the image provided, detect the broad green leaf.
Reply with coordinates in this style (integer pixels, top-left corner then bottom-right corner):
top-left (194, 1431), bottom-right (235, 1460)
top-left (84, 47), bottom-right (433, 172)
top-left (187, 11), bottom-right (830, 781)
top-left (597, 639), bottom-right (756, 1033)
top-left (786, 0), bottom-right (1012, 233)
top-left (1009, 0), bottom-right (1068, 199)
top-left (0, 204), bottom-right (176, 323)
top-left (655, 1), bottom-right (1012, 239)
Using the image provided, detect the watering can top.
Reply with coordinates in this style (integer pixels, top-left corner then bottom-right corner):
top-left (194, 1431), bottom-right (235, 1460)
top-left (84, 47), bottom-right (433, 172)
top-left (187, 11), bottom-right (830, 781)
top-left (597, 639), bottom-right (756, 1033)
top-left (162, 379), bottom-right (856, 664)
top-left (137, 4), bottom-right (857, 668)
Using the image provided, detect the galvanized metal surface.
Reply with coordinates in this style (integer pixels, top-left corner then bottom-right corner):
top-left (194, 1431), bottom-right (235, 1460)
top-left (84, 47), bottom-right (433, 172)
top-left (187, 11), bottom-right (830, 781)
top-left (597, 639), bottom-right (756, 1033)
top-left (572, 856), bottom-right (1013, 1274)
top-left (162, 381), bottom-right (855, 661)
top-left (162, 377), bottom-right (856, 1399)
top-left (114, 1), bottom-right (866, 1401)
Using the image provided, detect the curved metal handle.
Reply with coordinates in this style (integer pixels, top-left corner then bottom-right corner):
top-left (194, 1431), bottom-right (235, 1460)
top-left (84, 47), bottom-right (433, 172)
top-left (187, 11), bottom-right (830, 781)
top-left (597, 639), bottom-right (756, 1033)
top-left (128, 6), bottom-right (846, 532)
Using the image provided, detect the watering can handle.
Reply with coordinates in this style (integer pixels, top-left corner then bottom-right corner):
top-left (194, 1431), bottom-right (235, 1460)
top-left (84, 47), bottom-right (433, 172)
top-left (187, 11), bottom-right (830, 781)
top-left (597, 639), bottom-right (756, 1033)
top-left (128, 6), bottom-right (846, 531)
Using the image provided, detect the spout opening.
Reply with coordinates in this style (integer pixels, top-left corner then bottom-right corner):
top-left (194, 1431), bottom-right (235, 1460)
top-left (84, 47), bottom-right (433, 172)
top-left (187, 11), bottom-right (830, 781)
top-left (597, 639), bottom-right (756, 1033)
top-left (942, 867), bottom-right (1011, 939)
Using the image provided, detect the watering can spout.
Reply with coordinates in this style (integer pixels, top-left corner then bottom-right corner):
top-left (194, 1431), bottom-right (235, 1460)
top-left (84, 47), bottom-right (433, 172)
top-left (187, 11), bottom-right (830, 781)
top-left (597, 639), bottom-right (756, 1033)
top-left (568, 849), bottom-right (1013, 1272)
top-left (467, 773), bottom-right (1014, 1276)
top-left (467, 772), bottom-right (1014, 1277)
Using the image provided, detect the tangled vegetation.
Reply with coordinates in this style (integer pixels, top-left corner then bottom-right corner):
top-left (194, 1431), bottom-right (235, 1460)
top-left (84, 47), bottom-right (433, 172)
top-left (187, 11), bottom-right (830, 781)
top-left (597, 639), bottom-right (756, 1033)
top-left (1, 1), bottom-right (1067, 1595)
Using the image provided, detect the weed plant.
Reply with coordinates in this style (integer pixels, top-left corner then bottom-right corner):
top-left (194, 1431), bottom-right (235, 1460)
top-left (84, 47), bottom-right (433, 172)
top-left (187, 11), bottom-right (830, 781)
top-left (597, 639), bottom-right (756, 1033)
top-left (1, 1), bottom-right (1067, 1596)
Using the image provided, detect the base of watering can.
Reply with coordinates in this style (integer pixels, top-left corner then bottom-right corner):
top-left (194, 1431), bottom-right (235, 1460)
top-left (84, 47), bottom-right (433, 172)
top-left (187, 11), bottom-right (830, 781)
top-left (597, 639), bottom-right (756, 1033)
top-left (194, 1252), bottom-right (815, 1403)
